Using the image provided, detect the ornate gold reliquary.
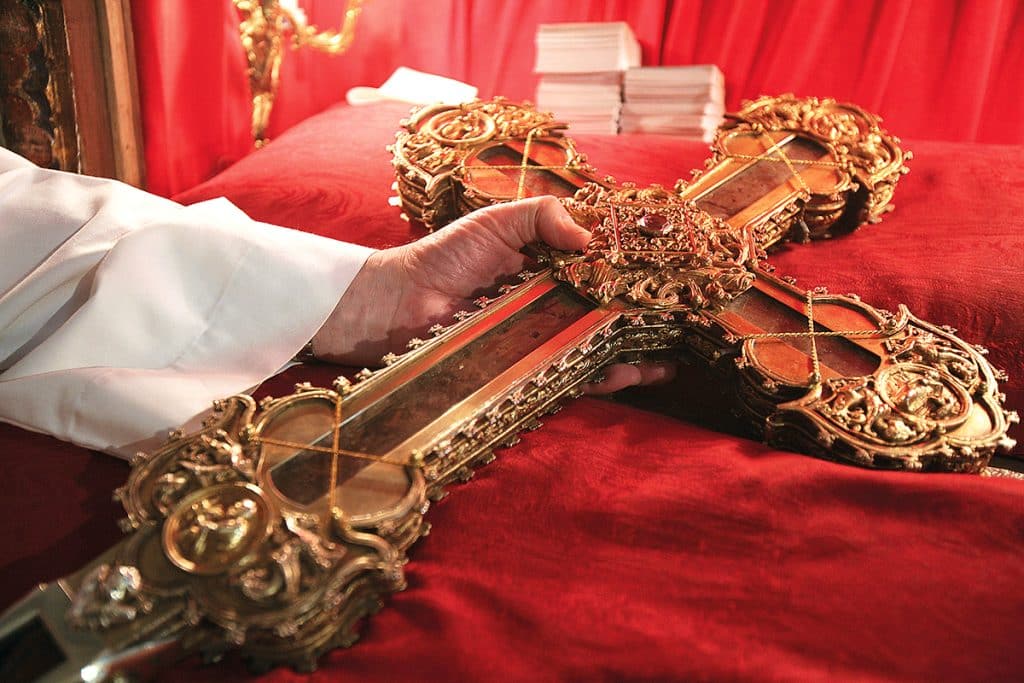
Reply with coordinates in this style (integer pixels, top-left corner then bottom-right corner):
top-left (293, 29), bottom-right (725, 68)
top-left (0, 95), bottom-right (1016, 681)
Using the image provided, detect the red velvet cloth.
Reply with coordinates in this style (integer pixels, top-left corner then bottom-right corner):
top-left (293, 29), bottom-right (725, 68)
top-left (6, 395), bottom-right (1022, 681)
top-left (129, 0), bottom-right (1024, 196)
top-left (3, 102), bottom-right (1013, 680)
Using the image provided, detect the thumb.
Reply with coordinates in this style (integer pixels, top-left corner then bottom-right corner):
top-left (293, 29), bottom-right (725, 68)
top-left (477, 196), bottom-right (592, 252)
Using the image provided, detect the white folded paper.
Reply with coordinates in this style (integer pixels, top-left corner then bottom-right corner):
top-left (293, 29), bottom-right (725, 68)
top-left (533, 22), bottom-right (641, 74)
top-left (620, 65), bottom-right (726, 139)
top-left (346, 67), bottom-right (478, 106)
top-left (533, 22), bottom-right (641, 135)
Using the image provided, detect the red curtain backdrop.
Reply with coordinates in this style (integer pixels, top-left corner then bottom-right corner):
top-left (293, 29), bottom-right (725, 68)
top-left (130, 0), bottom-right (1024, 196)
top-left (130, 0), bottom-right (252, 197)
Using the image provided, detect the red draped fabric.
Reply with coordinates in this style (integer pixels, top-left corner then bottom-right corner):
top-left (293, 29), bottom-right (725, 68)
top-left (130, 0), bottom-right (252, 197)
top-left (129, 0), bottom-right (407, 196)
top-left (129, 0), bottom-right (1024, 196)
top-left (659, 0), bottom-right (1024, 145)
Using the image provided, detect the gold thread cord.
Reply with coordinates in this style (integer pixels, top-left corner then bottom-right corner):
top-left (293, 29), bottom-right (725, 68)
top-left (723, 153), bottom-right (846, 169)
top-left (460, 125), bottom-right (583, 199)
top-left (516, 127), bottom-right (537, 200)
top-left (328, 394), bottom-right (343, 516)
top-left (759, 132), bottom-right (811, 196)
top-left (739, 290), bottom-right (891, 386)
top-left (254, 436), bottom-right (403, 464)
top-left (807, 290), bottom-right (820, 383)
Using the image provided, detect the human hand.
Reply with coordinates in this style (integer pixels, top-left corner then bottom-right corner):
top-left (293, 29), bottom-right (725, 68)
top-left (311, 196), bottom-right (675, 393)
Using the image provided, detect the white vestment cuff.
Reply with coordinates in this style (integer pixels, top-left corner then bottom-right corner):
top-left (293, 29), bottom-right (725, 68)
top-left (0, 150), bottom-right (373, 458)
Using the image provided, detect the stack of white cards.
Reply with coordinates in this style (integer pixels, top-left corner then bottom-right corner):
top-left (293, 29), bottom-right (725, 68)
top-left (620, 65), bottom-right (725, 140)
top-left (534, 22), bottom-right (641, 134)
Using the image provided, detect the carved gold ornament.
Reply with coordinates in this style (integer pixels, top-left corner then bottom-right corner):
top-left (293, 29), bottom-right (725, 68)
top-left (556, 191), bottom-right (759, 308)
top-left (717, 93), bottom-right (909, 234)
top-left (234, 0), bottom-right (366, 146)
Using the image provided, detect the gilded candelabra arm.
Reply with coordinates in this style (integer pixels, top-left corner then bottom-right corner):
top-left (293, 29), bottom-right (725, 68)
top-left (234, 0), bottom-right (366, 147)
top-left (236, 0), bottom-right (283, 147)
top-left (287, 0), bottom-right (365, 54)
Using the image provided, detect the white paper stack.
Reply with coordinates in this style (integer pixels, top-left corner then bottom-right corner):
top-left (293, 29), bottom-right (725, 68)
top-left (533, 22), bottom-right (641, 134)
top-left (620, 65), bottom-right (725, 140)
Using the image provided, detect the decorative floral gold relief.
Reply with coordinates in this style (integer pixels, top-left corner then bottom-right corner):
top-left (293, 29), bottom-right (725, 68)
top-left (163, 483), bottom-right (275, 576)
top-left (555, 188), bottom-right (760, 309)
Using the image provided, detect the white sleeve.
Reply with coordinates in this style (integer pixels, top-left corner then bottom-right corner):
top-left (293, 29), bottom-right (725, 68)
top-left (0, 148), bottom-right (373, 458)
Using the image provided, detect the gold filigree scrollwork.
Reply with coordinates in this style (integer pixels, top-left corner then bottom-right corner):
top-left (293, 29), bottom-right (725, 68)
top-left (391, 98), bottom-right (595, 228)
top-left (163, 483), bottom-right (275, 576)
top-left (758, 303), bottom-right (1016, 472)
top-left (885, 327), bottom-right (981, 390)
top-left (97, 388), bottom-right (427, 670)
top-left (556, 185), bottom-right (761, 309)
top-left (421, 108), bottom-right (497, 147)
top-left (67, 564), bottom-right (152, 630)
top-left (234, 0), bottom-right (366, 146)
top-left (718, 94), bottom-right (910, 233)
top-left (815, 364), bottom-right (970, 446)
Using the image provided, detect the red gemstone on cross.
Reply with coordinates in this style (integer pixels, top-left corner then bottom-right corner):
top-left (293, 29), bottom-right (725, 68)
top-left (637, 213), bottom-right (672, 236)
